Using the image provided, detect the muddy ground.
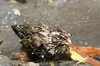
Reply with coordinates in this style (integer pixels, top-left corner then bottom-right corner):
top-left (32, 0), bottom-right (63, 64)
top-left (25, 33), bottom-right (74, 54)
top-left (0, 0), bottom-right (100, 66)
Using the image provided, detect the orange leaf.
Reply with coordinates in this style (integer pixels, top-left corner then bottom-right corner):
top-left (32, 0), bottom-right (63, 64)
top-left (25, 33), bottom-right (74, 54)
top-left (77, 47), bottom-right (100, 57)
top-left (70, 44), bottom-right (100, 57)
top-left (77, 49), bottom-right (100, 66)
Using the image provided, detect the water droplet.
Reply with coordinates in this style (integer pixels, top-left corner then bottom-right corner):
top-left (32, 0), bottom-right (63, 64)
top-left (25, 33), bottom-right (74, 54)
top-left (88, 10), bottom-right (91, 12)
top-left (81, 7), bottom-right (85, 9)
top-left (24, 20), bottom-right (26, 22)
top-left (8, 12), bottom-right (11, 15)
top-left (2, 21), bottom-right (5, 24)
top-left (86, 16), bottom-right (89, 19)
top-left (41, 55), bottom-right (44, 58)
top-left (4, 28), bottom-right (7, 31)
top-left (85, 42), bottom-right (88, 45)
top-left (80, 41), bottom-right (83, 44)
top-left (95, 9), bottom-right (98, 11)
top-left (5, 17), bottom-right (7, 19)
top-left (32, 52), bottom-right (34, 55)
top-left (12, 9), bottom-right (21, 16)
top-left (70, 1), bottom-right (74, 4)
top-left (43, 10), bottom-right (47, 14)
top-left (5, 26), bottom-right (9, 28)
top-left (72, 12), bottom-right (76, 15)
top-left (10, 17), bottom-right (13, 20)
top-left (13, 21), bottom-right (17, 25)
top-left (63, 0), bottom-right (67, 3)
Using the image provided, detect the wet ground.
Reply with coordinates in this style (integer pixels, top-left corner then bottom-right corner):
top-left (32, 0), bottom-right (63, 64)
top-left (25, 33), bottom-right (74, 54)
top-left (0, 0), bottom-right (100, 66)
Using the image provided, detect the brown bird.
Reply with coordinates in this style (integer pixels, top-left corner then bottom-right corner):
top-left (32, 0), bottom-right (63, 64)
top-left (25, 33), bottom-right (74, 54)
top-left (12, 24), bottom-right (100, 66)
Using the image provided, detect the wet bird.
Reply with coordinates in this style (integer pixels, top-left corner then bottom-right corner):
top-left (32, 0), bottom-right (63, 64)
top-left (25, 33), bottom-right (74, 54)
top-left (12, 23), bottom-right (72, 61)
top-left (12, 24), bottom-right (100, 66)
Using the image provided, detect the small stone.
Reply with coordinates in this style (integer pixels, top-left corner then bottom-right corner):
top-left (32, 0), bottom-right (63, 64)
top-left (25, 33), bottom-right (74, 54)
top-left (26, 62), bottom-right (39, 66)
top-left (0, 55), bottom-right (12, 65)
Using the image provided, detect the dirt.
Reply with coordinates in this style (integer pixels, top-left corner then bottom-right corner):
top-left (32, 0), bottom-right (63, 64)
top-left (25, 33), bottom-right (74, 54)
top-left (0, 0), bottom-right (100, 66)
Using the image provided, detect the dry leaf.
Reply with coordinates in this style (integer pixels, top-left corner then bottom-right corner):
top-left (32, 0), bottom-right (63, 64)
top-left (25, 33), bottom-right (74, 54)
top-left (69, 44), bottom-right (100, 66)
top-left (70, 44), bottom-right (100, 57)
top-left (70, 50), bottom-right (87, 63)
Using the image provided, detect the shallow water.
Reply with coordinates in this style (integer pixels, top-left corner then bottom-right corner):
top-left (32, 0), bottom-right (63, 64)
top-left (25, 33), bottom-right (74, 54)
top-left (0, 0), bottom-right (100, 66)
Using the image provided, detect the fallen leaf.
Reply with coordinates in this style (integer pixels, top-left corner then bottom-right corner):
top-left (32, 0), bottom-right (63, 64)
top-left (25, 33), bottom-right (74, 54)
top-left (70, 50), bottom-right (87, 63)
top-left (68, 44), bottom-right (100, 66)
top-left (70, 44), bottom-right (100, 57)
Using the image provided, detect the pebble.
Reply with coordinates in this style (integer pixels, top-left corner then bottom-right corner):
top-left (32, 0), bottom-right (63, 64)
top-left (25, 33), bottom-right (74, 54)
top-left (0, 55), bottom-right (12, 66)
top-left (18, 62), bottom-right (40, 66)
top-left (26, 62), bottom-right (39, 66)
